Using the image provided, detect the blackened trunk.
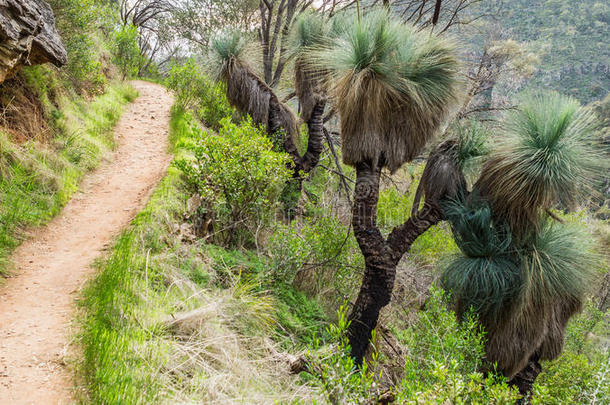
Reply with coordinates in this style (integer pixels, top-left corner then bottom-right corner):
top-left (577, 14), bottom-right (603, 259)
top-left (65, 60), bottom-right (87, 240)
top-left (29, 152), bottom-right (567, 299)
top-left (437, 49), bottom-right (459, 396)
top-left (510, 354), bottom-right (542, 404)
top-left (348, 161), bottom-right (391, 362)
top-left (347, 161), bottom-right (443, 363)
top-left (300, 100), bottom-right (326, 172)
top-left (387, 203), bottom-right (443, 260)
top-left (273, 98), bottom-right (326, 218)
top-left (269, 97), bottom-right (325, 176)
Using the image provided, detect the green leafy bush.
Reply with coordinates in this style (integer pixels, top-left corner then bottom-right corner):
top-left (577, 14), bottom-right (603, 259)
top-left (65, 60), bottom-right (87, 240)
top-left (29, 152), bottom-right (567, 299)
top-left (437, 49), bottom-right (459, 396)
top-left (267, 216), bottom-right (363, 304)
top-left (165, 59), bottom-right (234, 130)
top-left (166, 59), bottom-right (210, 111)
top-left (395, 288), bottom-right (519, 403)
top-left (174, 117), bottom-right (291, 247)
top-left (111, 24), bottom-right (143, 79)
top-left (48, 0), bottom-right (107, 92)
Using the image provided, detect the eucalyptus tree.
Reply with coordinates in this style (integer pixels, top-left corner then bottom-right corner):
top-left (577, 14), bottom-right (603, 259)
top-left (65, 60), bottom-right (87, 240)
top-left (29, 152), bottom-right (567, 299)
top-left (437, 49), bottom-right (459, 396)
top-left (308, 8), bottom-right (461, 363)
top-left (169, 0), bottom-right (258, 49)
top-left (117, 0), bottom-right (181, 75)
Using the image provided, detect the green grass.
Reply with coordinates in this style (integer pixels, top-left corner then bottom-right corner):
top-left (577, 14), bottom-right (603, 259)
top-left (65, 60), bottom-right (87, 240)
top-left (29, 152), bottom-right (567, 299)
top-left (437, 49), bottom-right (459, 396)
top-left (0, 82), bottom-right (137, 274)
top-left (78, 106), bottom-right (323, 404)
top-left (78, 105), bottom-right (609, 404)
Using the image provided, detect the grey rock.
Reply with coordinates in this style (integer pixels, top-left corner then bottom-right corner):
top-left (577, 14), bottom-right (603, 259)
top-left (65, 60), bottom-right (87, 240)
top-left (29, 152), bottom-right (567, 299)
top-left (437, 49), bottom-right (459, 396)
top-left (0, 0), bottom-right (67, 82)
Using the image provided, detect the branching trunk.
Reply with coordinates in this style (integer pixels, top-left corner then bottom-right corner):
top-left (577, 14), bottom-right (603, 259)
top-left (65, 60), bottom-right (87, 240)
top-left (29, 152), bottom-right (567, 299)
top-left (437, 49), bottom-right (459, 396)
top-left (347, 160), bottom-right (443, 363)
top-left (270, 96), bottom-right (326, 216)
top-left (270, 98), bottom-right (325, 175)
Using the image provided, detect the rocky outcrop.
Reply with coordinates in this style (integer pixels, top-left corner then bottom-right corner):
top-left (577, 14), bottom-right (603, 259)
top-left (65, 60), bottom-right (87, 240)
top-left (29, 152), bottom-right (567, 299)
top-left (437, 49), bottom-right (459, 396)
top-left (0, 0), bottom-right (67, 82)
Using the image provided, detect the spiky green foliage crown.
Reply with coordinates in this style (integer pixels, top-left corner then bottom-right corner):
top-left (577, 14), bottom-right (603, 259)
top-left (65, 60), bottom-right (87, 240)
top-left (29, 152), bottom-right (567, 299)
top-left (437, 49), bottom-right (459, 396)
top-left (441, 197), bottom-right (521, 325)
top-left (454, 121), bottom-right (490, 178)
top-left (476, 93), bottom-right (603, 236)
top-left (289, 11), bottom-right (329, 52)
top-left (519, 221), bottom-right (596, 313)
top-left (211, 30), bottom-right (246, 64)
top-left (308, 9), bottom-right (460, 172)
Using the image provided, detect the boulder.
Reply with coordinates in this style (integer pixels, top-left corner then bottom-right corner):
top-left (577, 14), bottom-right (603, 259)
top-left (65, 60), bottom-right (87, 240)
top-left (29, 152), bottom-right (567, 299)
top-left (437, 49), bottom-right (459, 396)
top-left (0, 0), bottom-right (67, 82)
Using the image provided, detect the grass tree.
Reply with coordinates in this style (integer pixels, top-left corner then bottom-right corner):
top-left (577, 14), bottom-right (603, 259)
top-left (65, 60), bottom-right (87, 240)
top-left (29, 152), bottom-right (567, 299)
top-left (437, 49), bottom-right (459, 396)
top-left (289, 11), bottom-right (328, 123)
top-left (309, 9), bottom-right (460, 363)
top-left (310, 8), bottom-right (604, 399)
top-left (441, 93), bottom-right (604, 397)
top-left (210, 31), bottom-right (298, 148)
top-left (210, 29), bottom-right (329, 209)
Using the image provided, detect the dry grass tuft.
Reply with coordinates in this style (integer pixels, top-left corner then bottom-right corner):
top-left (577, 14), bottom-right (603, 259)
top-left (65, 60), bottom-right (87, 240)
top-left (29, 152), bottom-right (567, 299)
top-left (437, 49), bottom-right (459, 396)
top-left (0, 76), bottom-right (50, 142)
top-left (151, 266), bottom-right (320, 404)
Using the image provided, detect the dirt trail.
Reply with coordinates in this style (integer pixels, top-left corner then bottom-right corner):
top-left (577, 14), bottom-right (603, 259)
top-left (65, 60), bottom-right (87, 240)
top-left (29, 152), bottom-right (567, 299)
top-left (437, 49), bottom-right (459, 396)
top-left (0, 81), bottom-right (173, 404)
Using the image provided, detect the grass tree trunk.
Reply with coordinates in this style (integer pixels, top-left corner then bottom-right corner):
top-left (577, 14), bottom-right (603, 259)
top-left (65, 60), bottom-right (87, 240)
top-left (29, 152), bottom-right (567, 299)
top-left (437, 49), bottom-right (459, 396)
top-left (347, 160), bottom-right (443, 363)
top-left (300, 100), bottom-right (326, 172)
top-left (274, 99), bottom-right (327, 217)
top-left (509, 354), bottom-right (543, 403)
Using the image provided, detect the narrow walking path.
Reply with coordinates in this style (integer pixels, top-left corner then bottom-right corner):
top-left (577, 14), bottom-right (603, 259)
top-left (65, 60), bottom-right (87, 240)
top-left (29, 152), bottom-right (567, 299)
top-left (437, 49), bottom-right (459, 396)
top-left (0, 81), bottom-right (173, 404)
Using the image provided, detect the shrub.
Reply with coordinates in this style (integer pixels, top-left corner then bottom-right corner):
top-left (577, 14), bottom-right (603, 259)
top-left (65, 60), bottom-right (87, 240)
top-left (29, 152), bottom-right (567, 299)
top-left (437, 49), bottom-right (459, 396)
top-left (395, 288), bottom-right (520, 403)
top-left (166, 59), bottom-right (210, 111)
top-left (174, 117), bottom-right (291, 247)
top-left (267, 216), bottom-right (363, 305)
top-left (111, 24), bottom-right (143, 79)
top-left (48, 0), bottom-right (107, 92)
top-left (165, 59), bottom-right (234, 130)
top-left (200, 82), bottom-right (234, 130)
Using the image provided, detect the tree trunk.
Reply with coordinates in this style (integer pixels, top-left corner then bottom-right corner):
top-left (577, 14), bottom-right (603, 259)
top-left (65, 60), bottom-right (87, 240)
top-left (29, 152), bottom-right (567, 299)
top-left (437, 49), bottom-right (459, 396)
top-left (270, 96), bottom-right (326, 218)
top-left (348, 160), bottom-right (390, 362)
top-left (300, 100), bottom-right (326, 172)
top-left (509, 354), bottom-right (542, 404)
top-left (347, 161), bottom-right (443, 364)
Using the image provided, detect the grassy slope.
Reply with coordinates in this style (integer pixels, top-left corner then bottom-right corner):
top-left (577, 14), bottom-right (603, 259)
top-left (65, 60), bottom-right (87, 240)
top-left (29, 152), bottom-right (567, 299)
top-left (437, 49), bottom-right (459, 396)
top-left (79, 108), bottom-right (609, 404)
top-left (0, 81), bottom-right (137, 275)
top-left (78, 107), bottom-right (325, 404)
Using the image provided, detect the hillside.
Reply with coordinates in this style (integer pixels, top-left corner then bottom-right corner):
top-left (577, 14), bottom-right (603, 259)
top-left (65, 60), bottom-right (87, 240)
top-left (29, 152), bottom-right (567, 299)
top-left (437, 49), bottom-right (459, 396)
top-left (0, 1), bottom-right (608, 404)
top-left (475, 0), bottom-right (609, 102)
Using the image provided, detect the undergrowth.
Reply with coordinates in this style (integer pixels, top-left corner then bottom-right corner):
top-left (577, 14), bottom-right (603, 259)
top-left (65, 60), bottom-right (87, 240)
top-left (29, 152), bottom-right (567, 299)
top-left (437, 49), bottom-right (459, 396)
top-left (79, 63), bottom-right (609, 403)
top-left (78, 107), bottom-right (325, 404)
top-left (0, 81), bottom-right (137, 275)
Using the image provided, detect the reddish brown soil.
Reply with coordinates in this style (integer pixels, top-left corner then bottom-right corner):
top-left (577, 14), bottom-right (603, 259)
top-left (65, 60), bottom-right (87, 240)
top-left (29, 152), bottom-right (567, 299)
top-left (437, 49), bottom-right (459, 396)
top-left (0, 81), bottom-right (173, 404)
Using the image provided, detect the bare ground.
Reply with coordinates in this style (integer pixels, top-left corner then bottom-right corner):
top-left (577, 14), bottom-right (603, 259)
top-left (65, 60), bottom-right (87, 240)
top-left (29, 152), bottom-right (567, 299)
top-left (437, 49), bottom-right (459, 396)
top-left (0, 81), bottom-right (173, 404)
